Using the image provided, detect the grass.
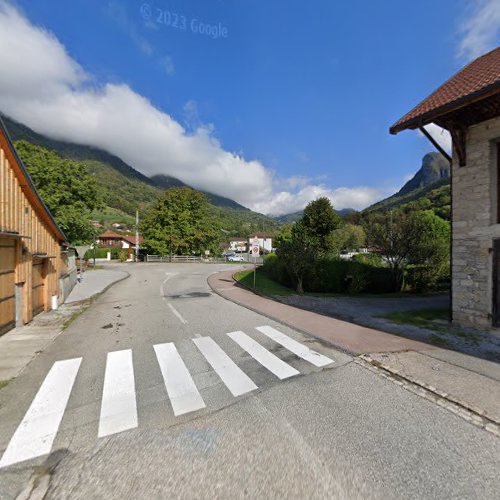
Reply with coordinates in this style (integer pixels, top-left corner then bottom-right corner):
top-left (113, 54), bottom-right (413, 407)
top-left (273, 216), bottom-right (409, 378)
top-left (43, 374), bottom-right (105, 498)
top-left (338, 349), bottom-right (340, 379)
top-left (234, 269), bottom-right (295, 296)
top-left (379, 308), bottom-right (450, 328)
top-left (0, 380), bottom-right (9, 391)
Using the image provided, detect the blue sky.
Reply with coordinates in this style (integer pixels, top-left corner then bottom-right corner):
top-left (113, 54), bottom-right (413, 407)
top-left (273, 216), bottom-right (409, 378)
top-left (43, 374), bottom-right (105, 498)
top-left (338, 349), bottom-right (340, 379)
top-left (1, 1), bottom-right (499, 214)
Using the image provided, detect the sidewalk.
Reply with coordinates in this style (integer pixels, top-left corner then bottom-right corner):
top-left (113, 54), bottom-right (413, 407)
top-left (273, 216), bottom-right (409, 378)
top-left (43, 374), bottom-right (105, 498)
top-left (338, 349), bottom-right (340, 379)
top-left (208, 269), bottom-right (500, 433)
top-left (0, 268), bottom-right (128, 383)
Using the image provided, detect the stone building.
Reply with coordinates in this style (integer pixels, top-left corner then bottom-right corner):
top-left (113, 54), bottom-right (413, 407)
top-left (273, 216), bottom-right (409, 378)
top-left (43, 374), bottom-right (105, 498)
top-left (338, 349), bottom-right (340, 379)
top-left (390, 47), bottom-right (500, 328)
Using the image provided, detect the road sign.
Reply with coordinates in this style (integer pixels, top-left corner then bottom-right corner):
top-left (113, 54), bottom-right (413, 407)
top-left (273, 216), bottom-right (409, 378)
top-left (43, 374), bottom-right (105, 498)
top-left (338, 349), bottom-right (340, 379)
top-left (251, 238), bottom-right (260, 257)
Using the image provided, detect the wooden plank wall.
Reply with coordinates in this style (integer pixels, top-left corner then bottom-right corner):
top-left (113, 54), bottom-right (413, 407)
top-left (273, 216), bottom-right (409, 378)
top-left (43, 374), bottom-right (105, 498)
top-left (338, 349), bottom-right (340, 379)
top-left (0, 140), bottom-right (62, 327)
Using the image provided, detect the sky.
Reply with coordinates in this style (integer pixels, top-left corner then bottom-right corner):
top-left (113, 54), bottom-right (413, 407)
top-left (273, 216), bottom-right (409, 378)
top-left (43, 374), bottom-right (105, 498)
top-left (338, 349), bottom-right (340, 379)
top-left (0, 0), bottom-right (499, 215)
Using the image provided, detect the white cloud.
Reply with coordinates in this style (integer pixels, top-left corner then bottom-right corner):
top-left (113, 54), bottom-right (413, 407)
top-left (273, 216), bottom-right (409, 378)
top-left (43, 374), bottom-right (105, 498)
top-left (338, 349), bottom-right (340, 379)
top-left (0, 1), bottom-right (389, 216)
top-left (457, 0), bottom-right (500, 61)
top-left (251, 185), bottom-right (390, 215)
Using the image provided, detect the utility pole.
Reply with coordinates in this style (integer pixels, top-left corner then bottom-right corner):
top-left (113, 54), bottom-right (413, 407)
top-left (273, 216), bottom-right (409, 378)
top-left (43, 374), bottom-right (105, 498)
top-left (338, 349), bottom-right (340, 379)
top-left (135, 210), bottom-right (140, 262)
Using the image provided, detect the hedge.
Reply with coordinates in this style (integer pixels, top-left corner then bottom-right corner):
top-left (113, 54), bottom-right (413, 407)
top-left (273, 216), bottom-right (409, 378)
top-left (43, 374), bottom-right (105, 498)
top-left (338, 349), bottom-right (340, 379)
top-left (263, 253), bottom-right (396, 294)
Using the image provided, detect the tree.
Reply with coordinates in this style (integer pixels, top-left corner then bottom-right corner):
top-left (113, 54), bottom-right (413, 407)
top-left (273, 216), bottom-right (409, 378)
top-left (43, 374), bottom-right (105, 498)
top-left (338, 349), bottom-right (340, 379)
top-left (15, 141), bottom-right (102, 244)
top-left (140, 187), bottom-right (220, 255)
top-left (328, 224), bottom-right (366, 255)
top-left (365, 210), bottom-right (450, 291)
top-left (275, 198), bottom-right (342, 293)
top-left (301, 197), bottom-right (341, 252)
top-left (277, 221), bottom-right (316, 294)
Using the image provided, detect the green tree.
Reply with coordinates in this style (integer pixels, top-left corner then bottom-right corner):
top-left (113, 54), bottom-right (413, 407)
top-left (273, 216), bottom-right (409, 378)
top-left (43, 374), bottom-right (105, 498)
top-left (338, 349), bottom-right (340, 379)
top-left (276, 198), bottom-right (342, 293)
top-left (15, 141), bottom-right (102, 244)
top-left (277, 221), bottom-right (317, 294)
top-left (328, 224), bottom-right (366, 255)
top-left (365, 210), bottom-right (450, 291)
top-left (140, 187), bottom-right (220, 255)
top-left (302, 197), bottom-right (341, 252)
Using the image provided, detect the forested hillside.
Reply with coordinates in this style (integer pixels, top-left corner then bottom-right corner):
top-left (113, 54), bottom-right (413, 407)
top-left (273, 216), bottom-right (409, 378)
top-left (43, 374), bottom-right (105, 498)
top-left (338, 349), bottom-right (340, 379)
top-left (363, 152), bottom-right (451, 220)
top-left (2, 115), bottom-right (277, 236)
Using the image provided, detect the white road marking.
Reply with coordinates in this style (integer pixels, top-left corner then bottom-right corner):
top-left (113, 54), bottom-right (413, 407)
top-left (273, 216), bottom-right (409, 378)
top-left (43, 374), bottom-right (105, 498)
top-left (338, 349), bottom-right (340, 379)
top-left (256, 326), bottom-right (334, 367)
top-left (167, 303), bottom-right (188, 324)
top-left (160, 272), bottom-right (175, 298)
top-left (193, 337), bottom-right (258, 397)
top-left (98, 350), bottom-right (138, 438)
top-left (227, 331), bottom-right (299, 380)
top-left (0, 358), bottom-right (82, 468)
top-left (153, 343), bottom-right (206, 416)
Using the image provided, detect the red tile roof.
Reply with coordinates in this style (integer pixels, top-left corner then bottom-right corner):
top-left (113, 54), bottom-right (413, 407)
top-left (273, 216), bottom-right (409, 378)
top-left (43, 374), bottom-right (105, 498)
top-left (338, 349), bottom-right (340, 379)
top-left (390, 47), bottom-right (500, 134)
top-left (122, 234), bottom-right (143, 245)
top-left (98, 230), bottom-right (122, 239)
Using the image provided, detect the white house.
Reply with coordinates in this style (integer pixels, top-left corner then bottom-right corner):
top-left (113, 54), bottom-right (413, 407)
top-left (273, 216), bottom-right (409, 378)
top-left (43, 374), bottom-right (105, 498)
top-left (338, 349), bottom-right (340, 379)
top-left (228, 238), bottom-right (248, 252)
top-left (248, 233), bottom-right (274, 253)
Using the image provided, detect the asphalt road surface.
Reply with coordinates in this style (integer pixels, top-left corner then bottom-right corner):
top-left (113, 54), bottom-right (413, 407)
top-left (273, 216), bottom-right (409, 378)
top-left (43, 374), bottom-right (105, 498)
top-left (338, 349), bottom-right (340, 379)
top-left (0, 264), bottom-right (499, 499)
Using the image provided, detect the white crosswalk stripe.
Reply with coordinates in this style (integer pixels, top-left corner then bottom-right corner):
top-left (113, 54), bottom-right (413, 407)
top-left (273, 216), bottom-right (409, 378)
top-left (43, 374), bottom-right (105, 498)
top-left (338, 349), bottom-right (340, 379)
top-left (0, 327), bottom-right (334, 467)
top-left (0, 357), bottom-right (82, 468)
top-left (98, 349), bottom-right (138, 438)
top-left (227, 331), bottom-right (300, 380)
top-left (256, 326), bottom-right (334, 368)
top-left (193, 337), bottom-right (258, 396)
top-left (153, 342), bottom-right (206, 416)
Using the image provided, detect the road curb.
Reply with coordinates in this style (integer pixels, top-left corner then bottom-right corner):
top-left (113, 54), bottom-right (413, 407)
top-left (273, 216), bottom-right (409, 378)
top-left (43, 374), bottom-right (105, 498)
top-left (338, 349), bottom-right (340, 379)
top-left (358, 354), bottom-right (500, 437)
top-left (68, 269), bottom-right (130, 305)
top-left (209, 269), bottom-right (500, 436)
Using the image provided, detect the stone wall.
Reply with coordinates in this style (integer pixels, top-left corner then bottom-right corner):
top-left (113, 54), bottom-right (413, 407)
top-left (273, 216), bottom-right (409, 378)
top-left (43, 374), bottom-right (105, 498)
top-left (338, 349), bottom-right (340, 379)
top-left (452, 116), bottom-right (500, 328)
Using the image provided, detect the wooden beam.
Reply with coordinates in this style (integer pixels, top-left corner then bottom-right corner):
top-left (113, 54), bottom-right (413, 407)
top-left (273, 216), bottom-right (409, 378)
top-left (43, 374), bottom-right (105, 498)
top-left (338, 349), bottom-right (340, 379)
top-left (450, 126), bottom-right (467, 167)
top-left (419, 127), bottom-right (452, 164)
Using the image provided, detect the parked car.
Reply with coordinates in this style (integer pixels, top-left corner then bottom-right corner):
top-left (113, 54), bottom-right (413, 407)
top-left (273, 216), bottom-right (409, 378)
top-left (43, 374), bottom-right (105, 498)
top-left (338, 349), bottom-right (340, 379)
top-left (223, 251), bottom-right (236, 258)
top-left (227, 255), bottom-right (245, 262)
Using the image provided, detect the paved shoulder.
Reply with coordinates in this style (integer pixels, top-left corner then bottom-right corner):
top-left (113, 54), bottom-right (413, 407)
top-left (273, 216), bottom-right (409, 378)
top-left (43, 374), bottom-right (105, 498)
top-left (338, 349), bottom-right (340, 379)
top-left (66, 269), bottom-right (129, 303)
top-left (208, 269), bottom-right (431, 354)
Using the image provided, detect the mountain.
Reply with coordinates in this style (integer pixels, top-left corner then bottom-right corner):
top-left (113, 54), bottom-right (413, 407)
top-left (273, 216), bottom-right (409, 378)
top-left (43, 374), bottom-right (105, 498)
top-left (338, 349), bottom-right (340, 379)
top-left (274, 207), bottom-right (357, 225)
top-left (397, 152), bottom-right (450, 196)
top-left (1, 115), bottom-right (277, 234)
top-left (150, 174), bottom-right (248, 210)
top-left (363, 152), bottom-right (451, 219)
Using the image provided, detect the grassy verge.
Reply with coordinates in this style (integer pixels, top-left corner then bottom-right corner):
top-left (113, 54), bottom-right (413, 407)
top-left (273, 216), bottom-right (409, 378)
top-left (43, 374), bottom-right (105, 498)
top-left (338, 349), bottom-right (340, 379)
top-left (379, 308), bottom-right (450, 327)
top-left (234, 269), bottom-right (295, 296)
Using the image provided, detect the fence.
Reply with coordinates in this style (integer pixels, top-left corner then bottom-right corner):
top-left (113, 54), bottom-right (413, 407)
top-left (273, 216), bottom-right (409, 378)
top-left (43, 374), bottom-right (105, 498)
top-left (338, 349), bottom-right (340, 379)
top-left (146, 255), bottom-right (198, 263)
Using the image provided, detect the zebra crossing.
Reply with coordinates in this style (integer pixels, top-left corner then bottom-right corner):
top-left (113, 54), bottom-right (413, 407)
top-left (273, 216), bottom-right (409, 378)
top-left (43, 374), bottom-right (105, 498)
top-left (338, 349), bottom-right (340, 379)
top-left (0, 326), bottom-right (334, 469)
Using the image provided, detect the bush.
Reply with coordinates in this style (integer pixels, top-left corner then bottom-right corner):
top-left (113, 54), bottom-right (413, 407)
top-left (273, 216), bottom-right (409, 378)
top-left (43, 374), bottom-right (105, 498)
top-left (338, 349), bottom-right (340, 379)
top-left (405, 264), bottom-right (450, 293)
top-left (117, 249), bottom-right (128, 262)
top-left (264, 254), bottom-right (397, 294)
top-left (352, 252), bottom-right (384, 267)
top-left (84, 247), bottom-right (120, 259)
top-left (263, 253), bottom-right (294, 288)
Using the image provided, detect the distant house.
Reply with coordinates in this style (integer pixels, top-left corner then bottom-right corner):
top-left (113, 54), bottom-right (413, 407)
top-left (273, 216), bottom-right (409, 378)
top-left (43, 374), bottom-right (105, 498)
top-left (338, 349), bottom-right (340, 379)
top-left (390, 47), bottom-right (500, 328)
top-left (91, 221), bottom-right (103, 229)
top-left (228, 238), bottom-right (248, 252)
top-left (248, 233), bottom-right (274, 253)
top-left (97, 230), bottom-right (142, 260)
top-left (0, 118), bottom-right (76, 335)
top-left (97, 230), bottom-right (124, 247)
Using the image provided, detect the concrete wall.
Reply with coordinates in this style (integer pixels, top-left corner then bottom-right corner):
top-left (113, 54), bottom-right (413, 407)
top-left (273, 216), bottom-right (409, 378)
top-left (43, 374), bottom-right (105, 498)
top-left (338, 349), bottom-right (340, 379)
top-left (452, 116), bottom-right (500, 328)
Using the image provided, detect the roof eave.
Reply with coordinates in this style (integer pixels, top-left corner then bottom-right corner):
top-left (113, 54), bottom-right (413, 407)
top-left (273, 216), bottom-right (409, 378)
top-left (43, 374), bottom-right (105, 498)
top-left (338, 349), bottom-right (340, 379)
top-left (390, 80), bottom-right (500, 135)
top-left (0, 116), bottom-right (68, 243)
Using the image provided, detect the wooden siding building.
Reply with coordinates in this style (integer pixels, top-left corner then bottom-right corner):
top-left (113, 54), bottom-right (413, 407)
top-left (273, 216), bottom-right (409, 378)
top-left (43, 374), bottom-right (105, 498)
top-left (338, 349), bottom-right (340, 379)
top-left (0, 118), bottom-right (74, 335)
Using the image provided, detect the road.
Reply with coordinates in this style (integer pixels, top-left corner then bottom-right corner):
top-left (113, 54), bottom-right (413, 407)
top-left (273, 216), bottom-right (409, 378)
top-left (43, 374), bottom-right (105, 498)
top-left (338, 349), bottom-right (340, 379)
top-left (0, 264), bottom-right (499, 499)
